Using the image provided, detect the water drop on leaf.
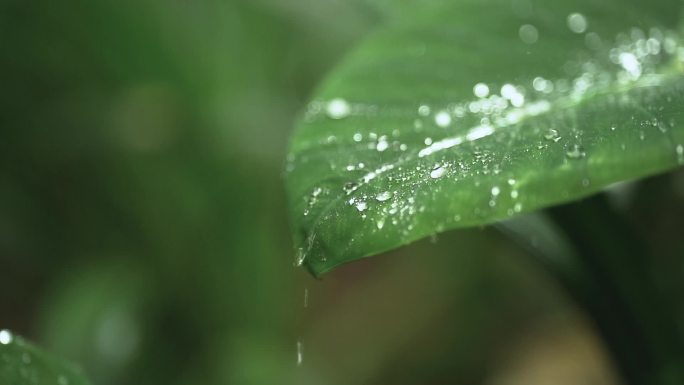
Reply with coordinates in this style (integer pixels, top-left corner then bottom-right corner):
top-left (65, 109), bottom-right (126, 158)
top-left (565, 144), bottom-right (586, 159)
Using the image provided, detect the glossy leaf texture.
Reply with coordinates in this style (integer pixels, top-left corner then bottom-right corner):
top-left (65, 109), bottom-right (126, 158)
top-left (285, 0), bottom-right (684, 277)
top-left (0, 330), bottom-right (91, 385)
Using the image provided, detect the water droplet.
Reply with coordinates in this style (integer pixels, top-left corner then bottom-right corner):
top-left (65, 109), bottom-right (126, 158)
top-left (565, 144), bottom-right (586, 159)
top-left (353, 133), bottom-right (362, 142)
top-left (326, 98), bottom-right (351, 119)
top-left (567, 13), bottom-right (588, 34)
top-left (519, 24), bottom-right (539, 44)
top-left (295, 247), bottom-right (306, 267)
top-left (473, 83), bottom-right (490, 98)
top-left (676, 144), bottom-right (684, 164)
top-left (466, 124), bottom-right (494, 141)
top-left (303, 288), bottom-right (309, 308)
top-left (430, 165), bottom-right (446, 179)
top-left (508, 178), bottom-right (517, 186)
top-left (343, 182), bottom-right (358, 194)
top-left (0, 330), bottom-right (12, 345)
top-left (491, 186), bottom-right (501, 196)
top-left (355, 201), bottom-right (368, 212)
top-left (501, 84), bottom-right (517, 99)
top-left (376, 191), bottom-right (392, 202)
top-left (424, 137), bottom-right (433, 145)
top-left (532, 77), bottom-right (554, 93)
top-left (510, 93), bottom-right (525, 107)
top-left (376, 218), bottom-right (385, 229)
top-left (511, 190), bottom-right (519, 199)
top-left (296, 341), bottom-right (303, 366)
top-left (469, 101), bottom-right (482, 113)
top-left (646, 38), bottom-right (661, 55)
top-left (376, 137), bottom-right (389, 152)
top-left (543, 129), bottom-right (561, 142)
top-left (514, 203), bottom-right (523, 213)
top-left (418, 105), bottom-right (431, 116)
top-left (435, 111), bottom-right (452, 127)
top-left (619, 52), bottom-right (642, 78)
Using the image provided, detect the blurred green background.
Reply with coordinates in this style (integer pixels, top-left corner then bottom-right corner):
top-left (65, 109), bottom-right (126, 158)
top-left (3, 1), bottom-right (684, 384)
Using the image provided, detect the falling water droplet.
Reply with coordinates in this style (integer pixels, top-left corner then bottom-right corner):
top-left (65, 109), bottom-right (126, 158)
top-left (418, 105), bottom-right (431, 116)
top-left (676, 144), bottom-right (684, 165)
top-left (303, 288), bottom-right (309, 308)
top-left (296, 341), bottom-right (303, 366)
top-left (355, 201), bottom-right (368, 212)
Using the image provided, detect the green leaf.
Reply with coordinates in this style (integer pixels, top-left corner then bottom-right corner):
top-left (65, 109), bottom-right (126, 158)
top-left (285, 0), bottom-right (684, 277)
top-left (0, 330), bottom-right (91, 385)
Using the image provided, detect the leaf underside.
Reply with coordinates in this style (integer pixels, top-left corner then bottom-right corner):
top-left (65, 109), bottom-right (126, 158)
top-left (285, 0), bottom-right (684, 277)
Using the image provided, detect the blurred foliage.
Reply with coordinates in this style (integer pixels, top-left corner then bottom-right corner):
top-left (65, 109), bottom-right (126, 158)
top-left (1, 1), bottom-right (683, 385)
top-left (0, 332), bottom-right (91, 385)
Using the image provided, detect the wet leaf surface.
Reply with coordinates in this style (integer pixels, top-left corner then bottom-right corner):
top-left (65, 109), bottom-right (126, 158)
top-left (285, 0), bottom-right (684, 276)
